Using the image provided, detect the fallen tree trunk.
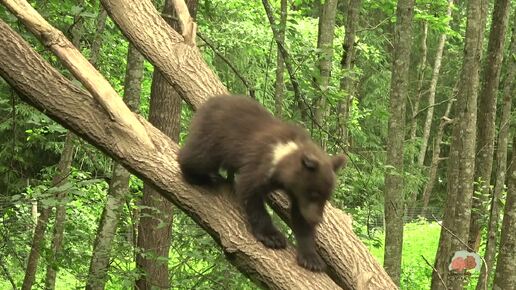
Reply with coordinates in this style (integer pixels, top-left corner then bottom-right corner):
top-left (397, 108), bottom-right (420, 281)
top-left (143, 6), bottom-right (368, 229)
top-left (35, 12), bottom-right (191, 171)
top-left (0, 0), bottom-right (396, 288)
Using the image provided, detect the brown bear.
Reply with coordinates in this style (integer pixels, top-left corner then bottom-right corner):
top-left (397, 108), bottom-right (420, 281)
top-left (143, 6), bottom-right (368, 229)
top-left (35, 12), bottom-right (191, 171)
top-left (178, 95), bottom-right (346, 271)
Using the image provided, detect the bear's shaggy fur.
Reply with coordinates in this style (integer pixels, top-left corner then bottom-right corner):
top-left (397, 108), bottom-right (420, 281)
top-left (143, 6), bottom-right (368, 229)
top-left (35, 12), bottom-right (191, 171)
top-left (178, 95), bottom-right (346, 271)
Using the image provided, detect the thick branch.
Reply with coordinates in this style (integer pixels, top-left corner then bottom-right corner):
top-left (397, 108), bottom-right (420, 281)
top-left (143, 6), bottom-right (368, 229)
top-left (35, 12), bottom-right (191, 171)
top-left (0, 0), bottom-right (397, 288)
top-left (0, 19), bottom-right (340, 290)
top-left (99, 0), bottom-right (228, 107)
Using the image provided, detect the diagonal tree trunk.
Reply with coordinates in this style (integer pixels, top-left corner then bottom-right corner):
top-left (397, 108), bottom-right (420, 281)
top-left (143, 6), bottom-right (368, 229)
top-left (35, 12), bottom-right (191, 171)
top-left (430, 0), bottom-right (487, 288)
top-left (0, 0), bottom-right (397, 287)
top-left (468, 0), bottom-right (511, 252)
top-left (274, 0), bottom-right (287, 117)
top-left (135, 0), bottom-right (197, 289)
top-left (477, 12), bottom-right (516, 290)
top-left (383, 0), bottom-right (415, 285)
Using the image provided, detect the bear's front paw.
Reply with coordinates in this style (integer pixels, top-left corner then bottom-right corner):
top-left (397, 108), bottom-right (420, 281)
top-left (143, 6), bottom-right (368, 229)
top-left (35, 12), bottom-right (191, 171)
top-left (297, 251), bottom-right (326, 272)
top-left (253, 227), bottom-right (287, 249)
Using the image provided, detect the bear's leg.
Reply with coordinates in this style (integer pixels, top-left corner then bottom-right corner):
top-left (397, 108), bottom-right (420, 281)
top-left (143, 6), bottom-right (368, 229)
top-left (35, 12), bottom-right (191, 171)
top-left (235, 175), bottom-right (287, 249)
top-left (291, 199), bottom-right (326, 271)
top-left (178, 145), bottom-right (222, 185)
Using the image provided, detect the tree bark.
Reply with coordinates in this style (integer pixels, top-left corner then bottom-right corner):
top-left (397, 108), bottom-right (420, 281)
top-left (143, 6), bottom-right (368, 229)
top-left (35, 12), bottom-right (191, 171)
top-left (338, 0), bottom-right (361, 146)
top-left (135, 0), bottom-right (196, 289)
top-left (86, 43), bottom-right (143, 289)
top-left (0, 1), bottom-right (397, 287)
top-left (477, 13), bottom-right (516, 290)
top-left (383, 0), bottom-right (415, 285)
top-left (468, 0), bottom-right (511, 252)
top-left (274, 0), bottom-right (287, 117)
top-left (430, 0), bottom-right (487, 288)
top-left (492, 135), bottom-right (516, 290)
top-left (417, 0), bottom-right (453, 167)
top-left (314, 0), bottom-right (339, 141)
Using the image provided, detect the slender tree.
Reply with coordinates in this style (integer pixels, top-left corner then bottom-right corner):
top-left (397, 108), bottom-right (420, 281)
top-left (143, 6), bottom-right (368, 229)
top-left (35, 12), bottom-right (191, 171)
top-left (493, 134), bottom-right (516, 290)
top-left (408, 21), bottom-right (428, 142)
top-left (468, 0), bottom-right (511, 251)
top-left (478, 12), bottom-right (516, 290)
top-left (431, 0), bottom-right (487, 288)
top-left (417, 0), bottom-right (453, 168)
top-left (420, 98), bottom-right (453, 216)
top-left (86, 43), bottom-right (143, 289)
top-left (262, 0), bottom-right (305, 121)
top-left (314, 0), bottom-right (339, 142)
top-left (274, 0), bottom-right (287, 117)
top-left (338, 0), bottom-right (361, 146)
top-left (383, 0), bottom-right (415, 285)
top-left (44, 132), bottom-right (76, 290)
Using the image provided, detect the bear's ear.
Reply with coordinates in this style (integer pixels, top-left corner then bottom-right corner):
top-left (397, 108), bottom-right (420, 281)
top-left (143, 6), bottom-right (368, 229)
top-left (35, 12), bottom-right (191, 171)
top-left (302, 153), bottom-right (319, 170)
top-left (331, 154), bottom-right (347, 172)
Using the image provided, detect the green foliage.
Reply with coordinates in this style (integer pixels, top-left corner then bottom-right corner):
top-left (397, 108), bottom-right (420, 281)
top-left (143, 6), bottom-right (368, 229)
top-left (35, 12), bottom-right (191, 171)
top-left (0, 0), bottom-right (512, 288)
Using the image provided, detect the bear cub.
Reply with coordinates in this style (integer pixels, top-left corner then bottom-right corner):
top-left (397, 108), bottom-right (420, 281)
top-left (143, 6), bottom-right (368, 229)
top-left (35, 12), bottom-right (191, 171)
top-left (178, 95), bottom-right (346, 271)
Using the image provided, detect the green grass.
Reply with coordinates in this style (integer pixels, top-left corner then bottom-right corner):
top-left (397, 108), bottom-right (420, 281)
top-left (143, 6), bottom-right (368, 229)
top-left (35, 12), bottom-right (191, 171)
top-left (364, 221), bottom-right (481, 290)
top-left (363, 220), bottom-right (440, 289)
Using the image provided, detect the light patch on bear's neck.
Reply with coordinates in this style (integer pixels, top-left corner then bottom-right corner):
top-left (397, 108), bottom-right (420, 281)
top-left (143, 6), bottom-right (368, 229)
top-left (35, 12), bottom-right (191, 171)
top-left (271, 141), bottom-right (299, 167)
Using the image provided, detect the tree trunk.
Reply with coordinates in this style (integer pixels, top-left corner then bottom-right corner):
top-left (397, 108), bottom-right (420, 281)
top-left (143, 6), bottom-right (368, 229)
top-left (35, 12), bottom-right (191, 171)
top-left (44, 132), bottom-right (76, 290)
top-left (274, 0), bottom-right (287, 117)
top-left (492, 135), bottom-right (516, 290)
top-left (417, 0), bottom-right (453, 167)
top-left (314, 0), bottom-right (339, 144)
top-left (338, 0), bottom-right (361, 146)
top-left (408, 21), bottom-right (428, 142)
top-left (86, 43), bottom-right (143, 290)
top-left (477, 13), bottom-right (516, 290)
top-left (0, 2), bottom-right (397, 287)
top-left (135, 1), bottom-right (196, 289)
top-left (468, 0), bottom-right (511, 252)
top-left (383, 0), bottom-right (415, 285)
top-left (420, 99), bottom-right (454, 216)
top-left (430, 0), bottom-right (486, 288)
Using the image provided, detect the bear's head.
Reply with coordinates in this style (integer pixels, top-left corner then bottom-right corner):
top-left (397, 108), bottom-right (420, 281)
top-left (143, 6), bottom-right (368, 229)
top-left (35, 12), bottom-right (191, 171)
top-left (271, 141), bottom-right (346, 225)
